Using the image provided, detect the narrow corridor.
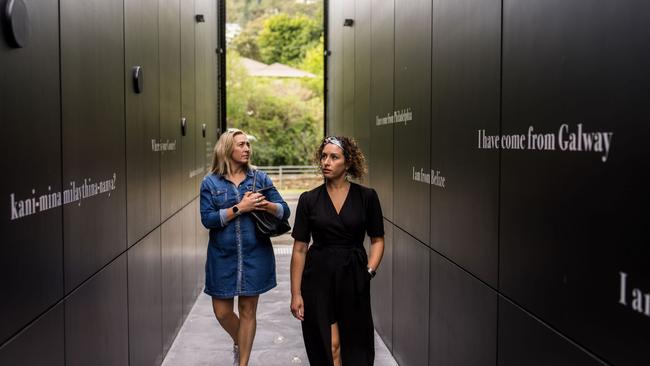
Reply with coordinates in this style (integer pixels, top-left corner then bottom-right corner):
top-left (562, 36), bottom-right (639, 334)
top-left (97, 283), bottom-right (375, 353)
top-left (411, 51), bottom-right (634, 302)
top-left (162, 241), bottom-right (398, 365)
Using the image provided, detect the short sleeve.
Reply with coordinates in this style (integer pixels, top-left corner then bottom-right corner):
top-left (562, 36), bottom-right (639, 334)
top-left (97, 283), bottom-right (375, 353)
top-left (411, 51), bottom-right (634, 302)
top-left (366, 188), bottom-right (384, 237)
top-left (291, 192), bottom-right (311, 243)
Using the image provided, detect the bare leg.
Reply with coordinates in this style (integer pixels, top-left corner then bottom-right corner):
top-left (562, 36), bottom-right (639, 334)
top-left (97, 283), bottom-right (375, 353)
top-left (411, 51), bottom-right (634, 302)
top-left (331, 323), bottom-right (341, 366)
top-left (212, 297), bottom-right (240, 345)
top-left (237, 295), bottom-right (260, 366)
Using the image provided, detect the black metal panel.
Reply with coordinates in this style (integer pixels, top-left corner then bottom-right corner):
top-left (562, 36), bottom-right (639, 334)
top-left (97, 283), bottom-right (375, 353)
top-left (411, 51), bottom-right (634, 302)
top-left (125, 0), bottom-right (161, 247)
top-left (204, 0), bottom-right (219, 172)
top-left (498, 298), bottom-right (605, 366)
top-left (60, 0), bottom-right (126, 292)
top-left (341, 0), bottom-right (355, 137)
top-left (182, 202), bottom-right (197, 317)
top-left (181, 0), bottom-right (197, 205)
top-left (128, 229), bottom-right (163, 366)
top-left (371, 220), bottom-right (393, 351)
top-left (160, 0), bottom-right (183, 221)
top-left (216, 0), bottom-right (227, 135)
top-left (0, 304), bottom-right (64, 366)
top-left (368, 0), bottom-right (394, 220)
top-left (392, 228), bottom-right (429, 366)
top-left (326, 0), bottom-right (343, 133)
top-left (393, 0), bottom-right (431, 244)
top-left (194, 0), bottom-right (210, 183)
top-left (193, 0), bottom-right (212, 292)
top-left (196, 198), bottom-right (209, 291)
top-left (162, 213), bottom-right (183, 354)
top-left (353, 0), bottom-right (371, 158)
top-left (500, 2), bottom-right (650, 365)
top-left (429, 251), bottom-right (497, 366)
top-left (65, 255), bottom-right (128, 366)
top-left (0, 0), bottom-right (62, 344)
top-left (430, 0), bottom-right (500, 286)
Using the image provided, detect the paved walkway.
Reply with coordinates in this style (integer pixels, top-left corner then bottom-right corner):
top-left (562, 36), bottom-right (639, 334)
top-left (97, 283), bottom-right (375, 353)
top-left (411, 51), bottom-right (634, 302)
top-left (162, 241), bottom-right (398, 366)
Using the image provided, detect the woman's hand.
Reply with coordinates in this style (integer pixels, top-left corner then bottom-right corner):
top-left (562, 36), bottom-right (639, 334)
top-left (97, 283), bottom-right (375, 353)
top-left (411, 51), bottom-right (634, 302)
top-left (238, 191), bottom-right (265, 213)
top-left (253, 196), bottom-right (279, 215)
top-left (290, 294), bottom-right (305, 321)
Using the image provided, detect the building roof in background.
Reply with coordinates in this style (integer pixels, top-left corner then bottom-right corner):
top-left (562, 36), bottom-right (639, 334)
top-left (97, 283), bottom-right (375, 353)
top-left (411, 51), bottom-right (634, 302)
top-left (240, 57), bottom-right (268, 73)
top-left (240, 57), bottom-right (316, 78)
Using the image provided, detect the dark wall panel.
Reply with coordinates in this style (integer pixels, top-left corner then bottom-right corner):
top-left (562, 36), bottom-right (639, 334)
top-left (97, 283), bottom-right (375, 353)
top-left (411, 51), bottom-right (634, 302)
top-left (368, 0), bottom-right (394, 220)
top-left (353, 0), bottom-right (371, 158)
top-left (430, 0), bottom-right (500, 286)
top-left (196, 198), bottom-right (209, 290)
top-left (61, 0), bottom-right (127, 292)
top-left (182, 202), bottom-right (198, 317)
top-left (160, 0), bottom-right (184, 220)
top-left (162, 213), bottom-right (183, 354)
top-left (330, 1), bottom-right (650, 365)
top-left (500, 2), bottom-right (650, 365)
top-left (341, 0), bottom-right (355, 137)
top-left (498, 298), bottom-right (605, 366)
top-left (65, 255), bottom-right (128, 366)
top-left (181, 0), bottom-right (197, 205)
top-left (204, 0), bottom-right (219, 174)
top-left (327, 0), bottom-right (344, 132)
top-left (0, 0), bottom-right (63, 344)
top-left (429, 252), bottom-right (497, 366)
top-left (371, 220), bottom-right (393, 351)
top-left (0, 305), bottom-right (64, 366)
top-left (392, 0), bottom-right (431, 243)
top-left (128, 229), bottom-right (163, 366)
top-left (393, 228), bottom-right (429, 366)
top-left (2, 0), bottom-right (215, 363)
top-left (126, 0), bottom-right (162, 246)
top-left (194, 0), bottom-right (211, 182)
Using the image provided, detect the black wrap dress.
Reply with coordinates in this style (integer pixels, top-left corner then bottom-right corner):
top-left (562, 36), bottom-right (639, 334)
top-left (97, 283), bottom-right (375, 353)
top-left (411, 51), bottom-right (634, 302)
top-left (292, 182), bottom-right (384, 366)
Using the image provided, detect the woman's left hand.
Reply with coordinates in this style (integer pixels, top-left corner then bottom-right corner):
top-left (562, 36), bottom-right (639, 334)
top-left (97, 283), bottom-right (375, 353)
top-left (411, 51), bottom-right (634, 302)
top-left (253, 197), bottom-right (275, 213)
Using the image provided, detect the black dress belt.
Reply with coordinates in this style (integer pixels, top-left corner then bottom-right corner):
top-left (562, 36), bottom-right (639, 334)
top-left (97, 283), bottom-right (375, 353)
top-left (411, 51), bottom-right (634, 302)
top-left (310, 244), bottom-right (369, 297)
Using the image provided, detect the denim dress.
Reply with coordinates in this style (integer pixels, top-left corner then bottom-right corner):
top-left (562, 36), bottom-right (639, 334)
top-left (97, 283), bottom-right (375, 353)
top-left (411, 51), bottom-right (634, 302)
top-left (200, 169), bottom-right (290, 299)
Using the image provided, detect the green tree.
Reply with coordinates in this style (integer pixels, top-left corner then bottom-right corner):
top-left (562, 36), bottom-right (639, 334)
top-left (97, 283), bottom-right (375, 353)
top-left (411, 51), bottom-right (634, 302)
top-left (258, 14), bottom-right (321, 66)
top-left (226, 50), bottom-right (323, 166)
top-left (231, 16), bottom-right (266, 60)
top-left (227, 0), bottom-right (322, 27)
top-left (299, 35), bottom-right (324, 97)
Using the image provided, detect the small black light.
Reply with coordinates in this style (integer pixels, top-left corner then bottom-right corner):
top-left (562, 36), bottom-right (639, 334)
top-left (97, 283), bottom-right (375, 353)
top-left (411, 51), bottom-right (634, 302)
top-left (2, 0), bottom-right (30, 48)
top-left (195, 14), bottom-right (205, 23)
top-left (343, 18), bottom-right (354, 27)
top-left (132, 66), bottom-right (143, 94)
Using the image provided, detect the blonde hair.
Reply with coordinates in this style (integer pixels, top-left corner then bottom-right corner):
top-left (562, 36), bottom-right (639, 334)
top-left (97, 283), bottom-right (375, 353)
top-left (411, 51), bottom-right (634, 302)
top-left (210, 129), bottom-right (252, 176)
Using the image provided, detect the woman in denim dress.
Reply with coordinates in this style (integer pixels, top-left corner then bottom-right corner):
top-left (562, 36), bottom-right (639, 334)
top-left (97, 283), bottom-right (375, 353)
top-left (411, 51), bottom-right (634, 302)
top-left (200, 129), bottom-right (290, 366)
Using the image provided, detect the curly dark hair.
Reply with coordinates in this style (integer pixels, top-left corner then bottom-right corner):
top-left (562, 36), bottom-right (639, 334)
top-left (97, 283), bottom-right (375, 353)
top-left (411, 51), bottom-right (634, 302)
top-left (315, 136), bottom-right (367, 180)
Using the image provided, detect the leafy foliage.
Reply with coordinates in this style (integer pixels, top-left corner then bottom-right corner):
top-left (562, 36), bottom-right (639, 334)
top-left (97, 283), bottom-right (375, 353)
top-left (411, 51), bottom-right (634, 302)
top-left (299, 36), bottom-right (325, 97)
top-left (258, 14), bottom-right (321, 66)
top-left (226, 51), bottom-right (323, 166)
top-left (227, 0), bottom-right (322, 26)
top-left (226, 2), bottom-right (324, 166)
top-left (230, 16), bottom-right (265, 60)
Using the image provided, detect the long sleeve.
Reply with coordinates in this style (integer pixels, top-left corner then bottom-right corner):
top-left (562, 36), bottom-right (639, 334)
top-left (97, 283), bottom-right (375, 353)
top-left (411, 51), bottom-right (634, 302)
top-left (261, 172), bottom-right (290, 221)
top-left (200, 177), bottom-right (226, 229)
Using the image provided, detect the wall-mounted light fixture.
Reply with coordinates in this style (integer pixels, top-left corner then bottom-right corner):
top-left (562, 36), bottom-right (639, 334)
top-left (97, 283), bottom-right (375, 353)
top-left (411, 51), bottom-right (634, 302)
top-left (132, 66), bottom-right (143, 94)
top-left (343, 18), bottom-right (354, 27)
top-left (2, 0), bottom-right (30, 48)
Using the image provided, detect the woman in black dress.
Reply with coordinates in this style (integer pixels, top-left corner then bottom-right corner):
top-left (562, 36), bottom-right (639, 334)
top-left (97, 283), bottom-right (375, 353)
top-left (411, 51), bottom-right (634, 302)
top-left (290, 136), bottom-right (385, 366)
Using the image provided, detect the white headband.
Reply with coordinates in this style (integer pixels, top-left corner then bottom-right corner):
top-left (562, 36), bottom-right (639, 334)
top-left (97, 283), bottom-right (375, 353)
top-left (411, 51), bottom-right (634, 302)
top-left (324, 136), bottom-right (344, 151)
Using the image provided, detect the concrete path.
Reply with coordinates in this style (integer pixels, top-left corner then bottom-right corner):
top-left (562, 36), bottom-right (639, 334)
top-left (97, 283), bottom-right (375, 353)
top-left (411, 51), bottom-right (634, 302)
top-left (162, 242), bottom-right (398, 366)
